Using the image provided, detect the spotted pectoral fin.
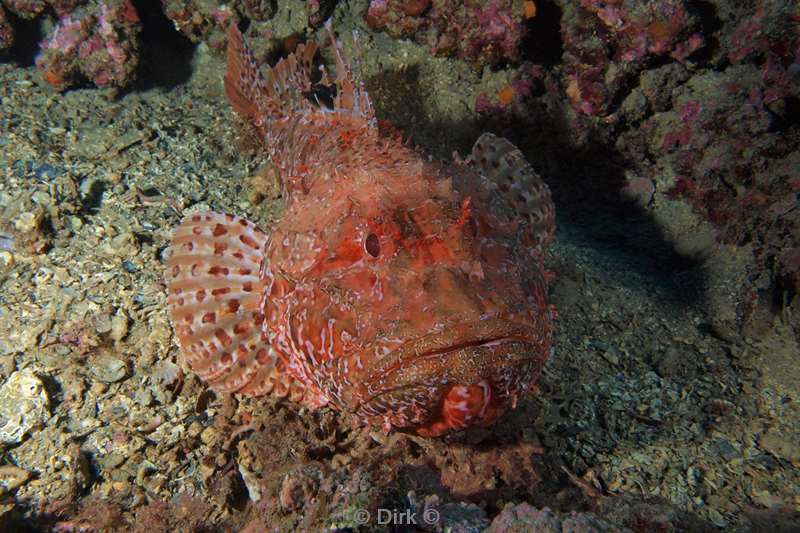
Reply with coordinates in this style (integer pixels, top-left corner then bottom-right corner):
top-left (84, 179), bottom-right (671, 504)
top-left (164, 211), bottom-right (304, 401)
top-left (469, 133), bottom-right (556, 250)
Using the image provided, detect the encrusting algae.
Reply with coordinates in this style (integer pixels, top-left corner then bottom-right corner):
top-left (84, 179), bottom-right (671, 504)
top-left (164, 24), bottom-right (557, 437)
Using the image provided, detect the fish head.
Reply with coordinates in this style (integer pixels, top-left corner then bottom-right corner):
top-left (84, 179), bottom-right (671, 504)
top-left (269, 164), bottom-right (552, 436)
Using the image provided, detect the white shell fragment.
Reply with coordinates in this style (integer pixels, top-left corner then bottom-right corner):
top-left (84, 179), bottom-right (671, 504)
top-left (0, 370), bottom-right (50, 444)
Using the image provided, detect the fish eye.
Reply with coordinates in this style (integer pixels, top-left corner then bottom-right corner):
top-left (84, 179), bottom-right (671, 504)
top-left (364, 233), bottom-right (380, 257)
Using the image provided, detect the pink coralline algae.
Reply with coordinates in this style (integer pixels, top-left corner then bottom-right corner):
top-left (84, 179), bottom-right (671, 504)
top-left (159, 0), bottom-right (236, 50)
top-left (723, 1), bottom-right (800, 108)
top-left (654, 2), bottom-right (799, 255)
top-left (562, 0), bottom-right (703, 116)
top-left (3, 0), bottom-right (47, 20)
top-left (365, 0), bottom-right (530, 68)
top-left (723, 1), bottom-right (798, 65)
top-left (638, 47), bottom-right (799, 307)
top-left (0, 0), bottom-right (85, 51)
top-left (35, 0), bottom-right (141, 91)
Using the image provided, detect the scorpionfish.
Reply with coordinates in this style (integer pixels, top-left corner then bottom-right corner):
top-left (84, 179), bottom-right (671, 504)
top-left (164, 25), bottom-right (556, 437)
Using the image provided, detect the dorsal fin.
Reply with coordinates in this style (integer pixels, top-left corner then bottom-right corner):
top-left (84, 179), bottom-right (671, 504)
top-left (469, 133), bottom-right (556, 250)
top-left (224, 25), bottom-right (267, 126)
top-left (224, 25), bottom-right (319, 129)
top-left (325, 22), bottom-right (375, 120)
top-left (224, 24), bottom-right (381, 202)
top-left (224, 24), bottom-right (375, 127)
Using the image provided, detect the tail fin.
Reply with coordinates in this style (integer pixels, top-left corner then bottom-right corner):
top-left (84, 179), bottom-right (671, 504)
top-left (470, 133), bottom-right (556, 250)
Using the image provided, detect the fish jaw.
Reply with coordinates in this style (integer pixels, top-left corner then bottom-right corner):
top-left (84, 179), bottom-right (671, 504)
top-left (342, 318), bottom-right (551, 436)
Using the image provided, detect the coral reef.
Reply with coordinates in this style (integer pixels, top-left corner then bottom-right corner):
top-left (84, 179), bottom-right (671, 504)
top-left (2, 0), bottom-right (47, 20)
top-left (365, 0), bottom-right (533, 68)
top-left (0, 0), bottom-right (329, 91)
top-left (475, 62), bottom-right (547, 115)
top-left (35, 0), bottom-right (141, 91)
top-left (610, 0), bottom-right (800, 318)
top-left (560, 0), bottom-right (703, 117)
top-left (159, 0), bottom-right (235, 50)
top-left (160, 0), bottom-right (332, 65)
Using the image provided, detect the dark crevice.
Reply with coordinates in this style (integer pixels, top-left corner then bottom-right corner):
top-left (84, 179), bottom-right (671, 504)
top-left (0, 10), bottom-right (42, 67)
top-left (132, 0), bottom-right (195, 89)
top-left (81, 178), bottom-right (106, 212)
top-left (690, 0), bottom-right (724, 64)
top-left (786, 95), bottom-right (800, 124)
top-left (520, 0), bottom-right (563, 67)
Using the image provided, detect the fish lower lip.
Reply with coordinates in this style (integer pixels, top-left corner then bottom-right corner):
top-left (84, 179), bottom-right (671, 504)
top-left (412, 335), bottom-right (527, 361)
top-left (347, 318), bottom-right (541, 399)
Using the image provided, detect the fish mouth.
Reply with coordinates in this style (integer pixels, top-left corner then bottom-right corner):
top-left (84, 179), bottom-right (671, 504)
top-left (346, 317), bottom-right (548, 431)
top-left (361, 317), bottom-right (541, 381)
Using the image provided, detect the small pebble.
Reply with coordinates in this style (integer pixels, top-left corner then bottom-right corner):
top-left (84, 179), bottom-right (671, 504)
top-left (0, 466), bottom-right (31, 496)
top-left (90, 355), bottom-right (127, 383)
top-left (0, 251), bottom-right (14, 267)
top-left (239, 463), bottom-right (262, 502)
top-left (95, 313), bottom-right (113, 334)
top-left (187, 421), bottom-right (203, 438)
top-left (759, 429), bottom-right (800, 463)
top-left (200, 426), bottom-right (217, 445)
top-left (34, 164), bottom-right (59, 181)
top-left (620, 177), bottom-right (655, 207)
top-left (110, 310), bottom-right (129, 342)
top-left (13, 212), bottom-right (39, 233)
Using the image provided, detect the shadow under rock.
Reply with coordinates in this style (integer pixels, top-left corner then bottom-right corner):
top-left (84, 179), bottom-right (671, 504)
top-left (132, 0), bottom-right (195, 90)
top-left (521, 0), bottom-right (564, 67)
top-left (365, 64), bottom-right (483, 159)
top-left (0, 12), bottom-right (42, 67)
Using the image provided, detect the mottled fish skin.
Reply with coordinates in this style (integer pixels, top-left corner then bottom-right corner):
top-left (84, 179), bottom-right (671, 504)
top-left (164, 25), bottom-right (557, 437)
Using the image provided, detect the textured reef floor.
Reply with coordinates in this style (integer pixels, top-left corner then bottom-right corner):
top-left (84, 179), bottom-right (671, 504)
top-left (0, 1), bottom-right (799, 531)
